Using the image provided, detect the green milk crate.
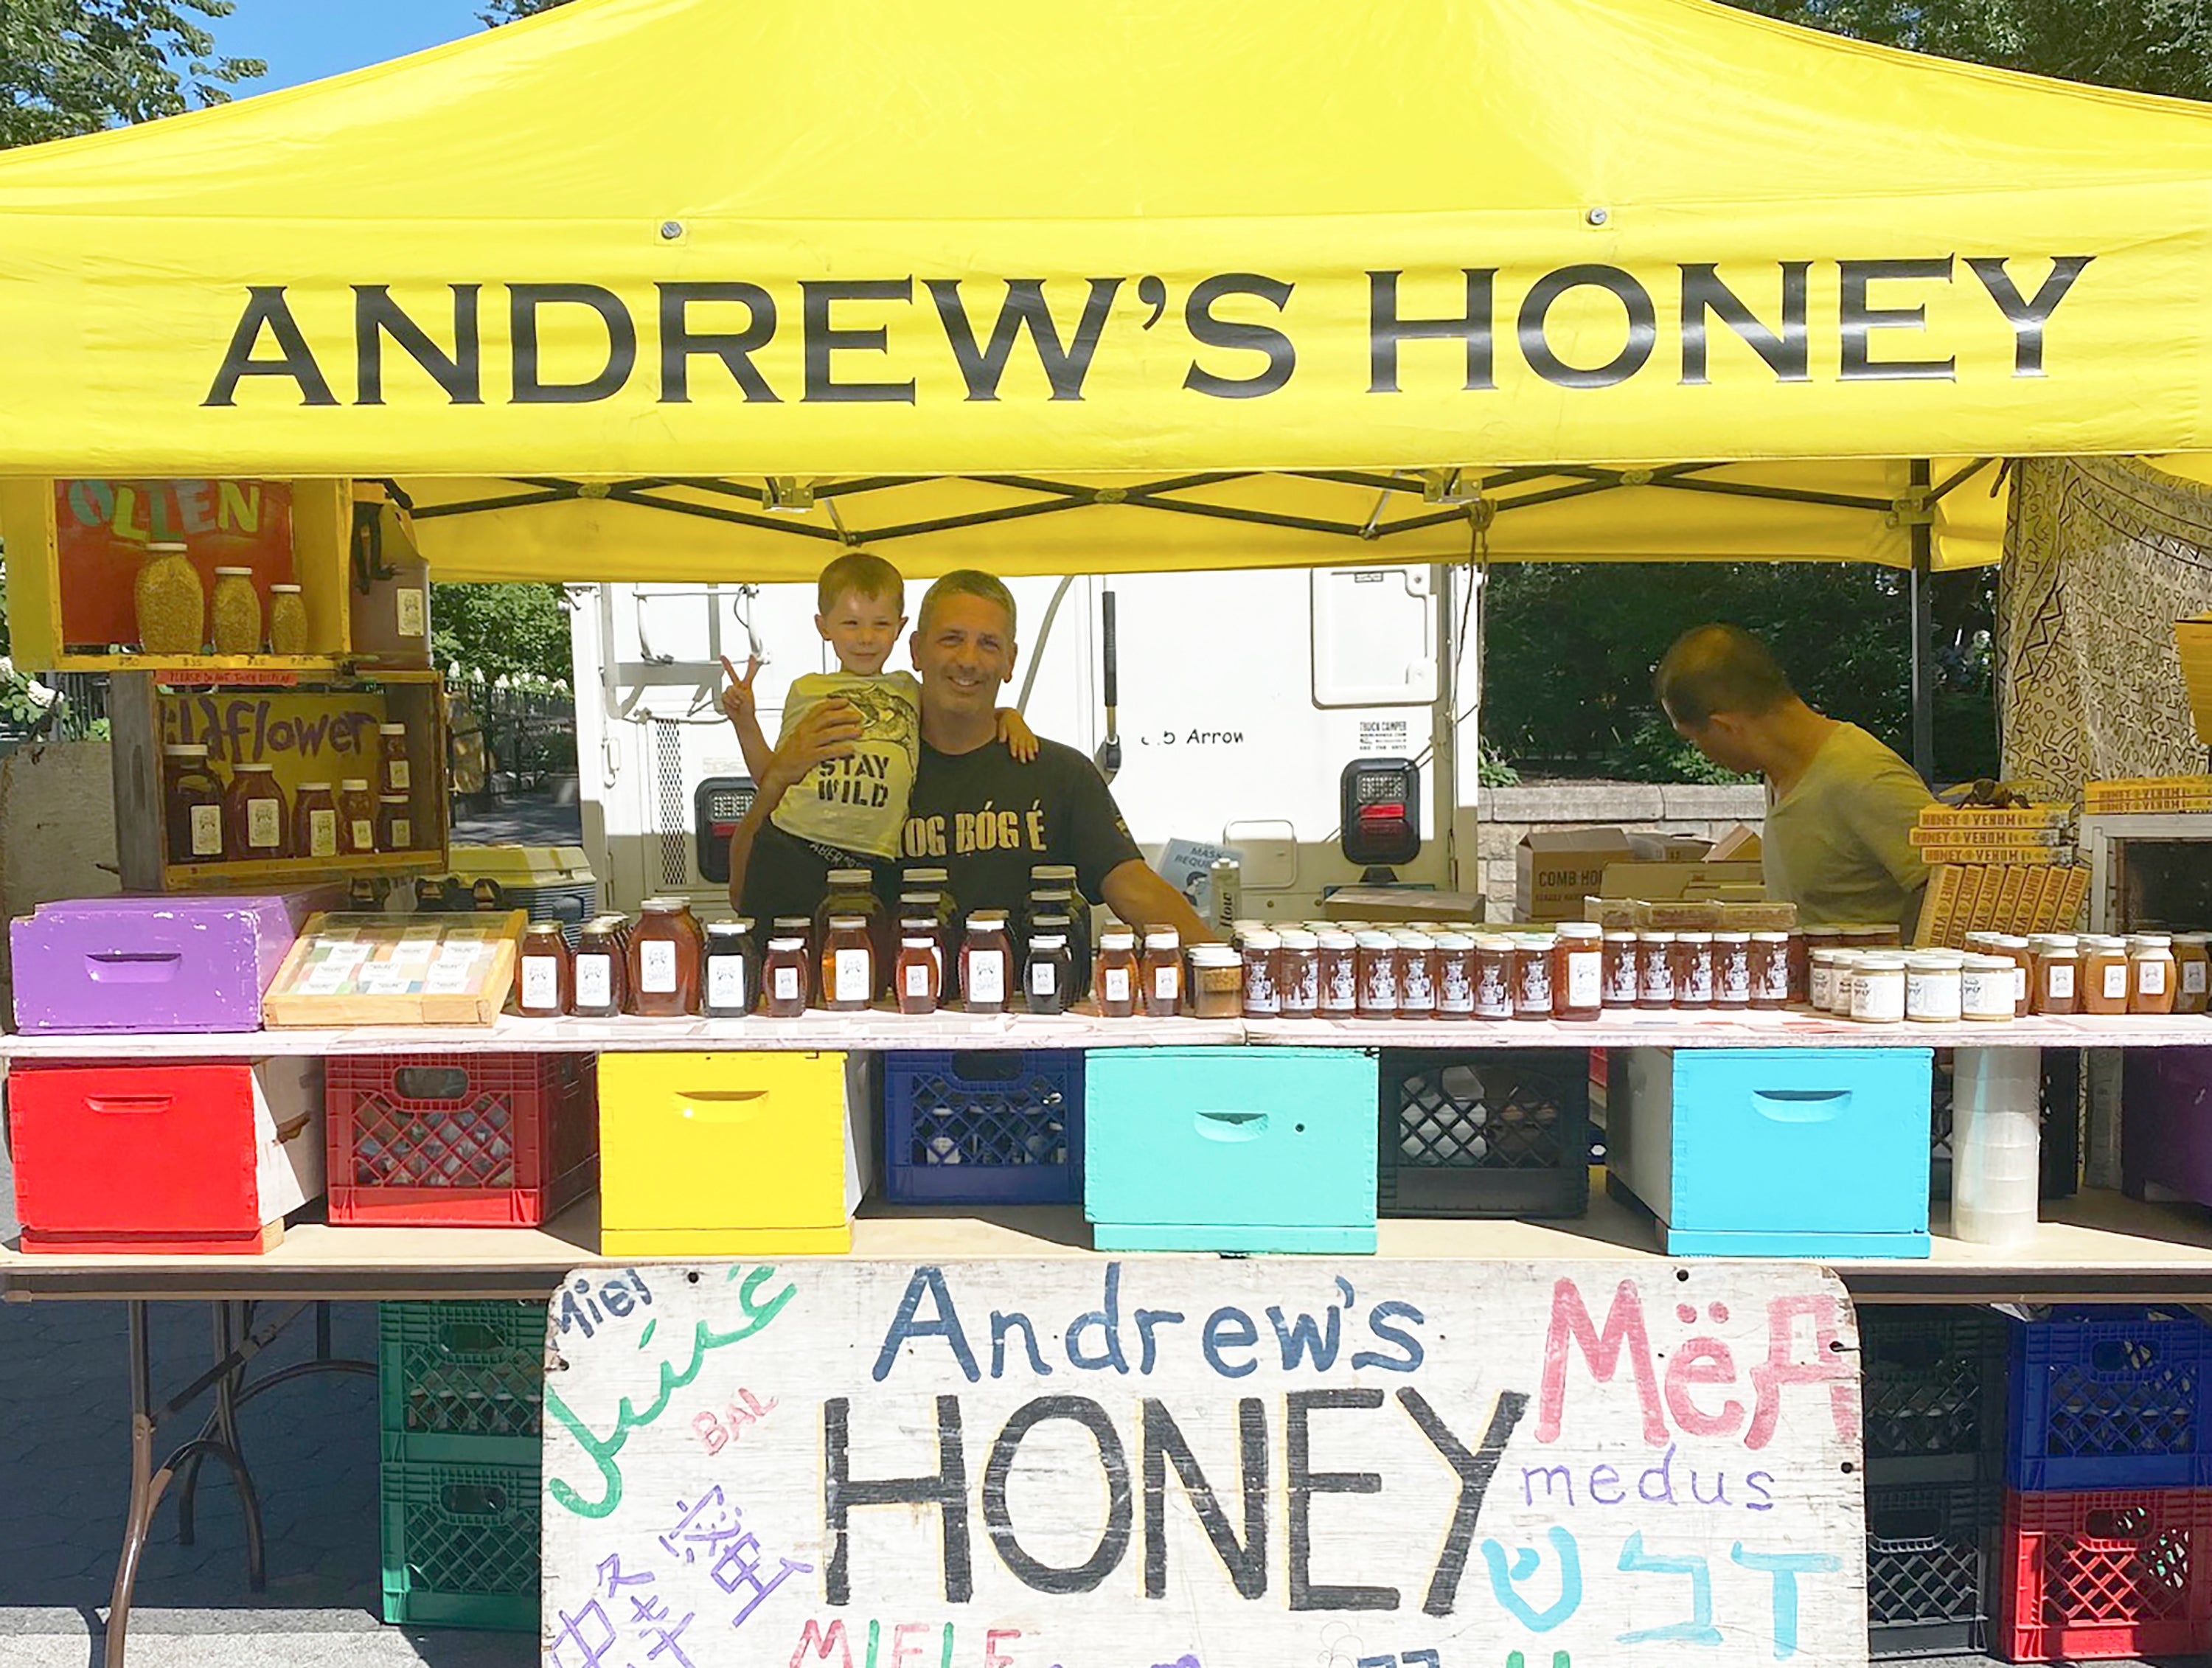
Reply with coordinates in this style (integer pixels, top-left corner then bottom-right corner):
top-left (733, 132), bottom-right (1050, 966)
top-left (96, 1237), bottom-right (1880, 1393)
top-left (380, 1456), bottom-right (540, 1632)
top-left (378, 1300), bottom-right (545, 1464)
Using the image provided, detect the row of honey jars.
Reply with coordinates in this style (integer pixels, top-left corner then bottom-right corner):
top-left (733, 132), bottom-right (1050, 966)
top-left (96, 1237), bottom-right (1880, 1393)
top-left (164, 743), bottom-right (418, 864)
top-left (1602, 928), bottom-right (1799, 1012)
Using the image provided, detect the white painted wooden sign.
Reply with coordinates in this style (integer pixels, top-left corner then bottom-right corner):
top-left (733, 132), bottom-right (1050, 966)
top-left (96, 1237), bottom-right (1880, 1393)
top-left (542, 1259), bottom-right (1866, 1668)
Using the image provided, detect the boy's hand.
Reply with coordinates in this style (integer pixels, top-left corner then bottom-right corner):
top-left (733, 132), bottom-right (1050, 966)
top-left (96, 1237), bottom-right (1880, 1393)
top-left (996, 706), bottom-right (1039, 763)
top-left (718, 654), bottom-right (761, 728)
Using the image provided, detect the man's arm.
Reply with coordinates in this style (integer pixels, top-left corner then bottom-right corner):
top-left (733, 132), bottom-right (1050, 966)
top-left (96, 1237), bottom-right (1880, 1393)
top-left (1102, 858), bottom-right (1219, 944)
top-left (725, 699), bottom-right (862, 910)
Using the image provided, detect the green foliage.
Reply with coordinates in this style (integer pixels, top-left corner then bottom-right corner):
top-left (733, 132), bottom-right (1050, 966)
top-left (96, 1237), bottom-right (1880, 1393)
top-left (1728, 0), bottom-right (2212, 98)
top-left (1481, 561), bottom-right (1999, 783)
top-left (1475, 740), bottom-right (1520, 788)
top-left (0, 1), bottom-right (262, 147)
top-left (431, 582), bottom-right (574, 687)
top-left (478, 0), bottom-right (573, 21)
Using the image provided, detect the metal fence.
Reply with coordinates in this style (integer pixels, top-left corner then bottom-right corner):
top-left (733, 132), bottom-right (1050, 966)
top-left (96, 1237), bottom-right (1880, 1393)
top-left (0, 671), bottom-right (108, 757)
top-left (447, 677), bottom-right (577, 797)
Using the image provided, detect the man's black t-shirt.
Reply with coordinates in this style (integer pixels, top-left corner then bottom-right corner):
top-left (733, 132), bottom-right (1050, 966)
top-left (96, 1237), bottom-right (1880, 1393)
top-left (900, 737), bottom-right (1143, 915)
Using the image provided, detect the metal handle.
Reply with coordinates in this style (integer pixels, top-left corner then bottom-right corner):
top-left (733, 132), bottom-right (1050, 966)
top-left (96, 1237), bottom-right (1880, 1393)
top-left (1100, 589), bottom-right (1119, 709)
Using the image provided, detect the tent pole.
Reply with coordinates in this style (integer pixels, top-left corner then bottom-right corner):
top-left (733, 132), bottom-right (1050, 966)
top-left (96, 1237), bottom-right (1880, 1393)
top-left (1908, 459), bottom-right (1936, 785)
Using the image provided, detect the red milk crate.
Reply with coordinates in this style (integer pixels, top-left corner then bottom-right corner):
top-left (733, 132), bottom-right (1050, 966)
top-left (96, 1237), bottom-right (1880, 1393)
top-left (327, 1054), bottom-right (597, 1227)
top-left (1997, 1487), bottom-right (2212, 1661)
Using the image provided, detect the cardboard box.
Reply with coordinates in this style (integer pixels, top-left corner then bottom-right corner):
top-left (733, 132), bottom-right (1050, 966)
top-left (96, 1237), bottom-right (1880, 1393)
top-left (1708, 824), bottom-right (1764, 862)
top-left (1516, 829), bottom-right (1635, 921)
top-left (1598, 860), bottom-right (1765, 903)
top-left (1322, 887), bottom-right (1488, 926)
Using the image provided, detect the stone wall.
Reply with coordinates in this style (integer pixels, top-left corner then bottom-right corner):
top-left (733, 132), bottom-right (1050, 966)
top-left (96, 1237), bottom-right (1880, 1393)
top-left (1475, 780), bottom-right (1768, 917)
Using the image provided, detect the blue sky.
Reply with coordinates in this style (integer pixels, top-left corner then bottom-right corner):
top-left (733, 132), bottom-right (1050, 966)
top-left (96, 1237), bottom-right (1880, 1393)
top-left (215, 0), bottom-right (493, 95)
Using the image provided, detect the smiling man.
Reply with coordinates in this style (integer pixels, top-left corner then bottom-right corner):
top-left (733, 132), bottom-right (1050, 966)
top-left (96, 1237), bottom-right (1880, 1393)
top-left (1655, 622), bottom-right (1933, 935)
top-left (728, 569), bottom-right (1211, 944)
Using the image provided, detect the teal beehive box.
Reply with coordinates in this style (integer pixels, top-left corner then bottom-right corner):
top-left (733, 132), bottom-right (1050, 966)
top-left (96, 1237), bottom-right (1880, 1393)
top-left (1084, 1046), bottom-right (1378, 1253)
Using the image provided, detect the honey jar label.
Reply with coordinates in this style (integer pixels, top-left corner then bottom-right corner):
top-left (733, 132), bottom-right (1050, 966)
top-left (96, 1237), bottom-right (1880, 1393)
top-left (640, 940), bottom-right (678, 994)
top-left (709, 956), bottom-right (748, 1010)
top-left (834, 948), bottom-right (871, 1001)
top-left (2103, 964), bottom-right (2129, 1001)
top-left (2185, 962), bottom-right (2208, 995)
top-left (903, 963), bottom-right (931, 998)
top-left (2140, 962), bottom-right (2167, 995)
top-left (396, 588), bottom-right (427, 638)
top-left (772, 965), bottom-right (801, 1003)
top-left (188, 804), bottom-right (223, 858)
top-left (389, 760), bottom-right (412, 791)
top-left (350, 819), bottom-right (375, 850)
top-left (576, 954), bottom-right (613, 1008)
top-left (247, 797), bottom-right (282, 847)
top-left (307, 808), bottom-right (338, 858)
top-left (1102, 967), bottom-right (1130, 1004)
top-left (2048, 965), bottom-right (2075, 999)
top-left (521, 956), bottom-right (560, 1010)
top-left (390, 818), bottom-right (412, 848)
top-left (1566, 951), bottom-right (1601, 1009)
top-left (970, 953), bottom-right (1006, 1006)
top-left (1029, 961), bottom-right (1057, 998)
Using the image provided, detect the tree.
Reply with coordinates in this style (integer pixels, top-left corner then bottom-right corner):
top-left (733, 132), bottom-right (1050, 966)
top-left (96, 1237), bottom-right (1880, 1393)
top-left (0, 1), bottom-right (262, 147)
top-left (479, 0), bottom-right (573, 21)
top-left (431, 581), bottom-right (574, 688)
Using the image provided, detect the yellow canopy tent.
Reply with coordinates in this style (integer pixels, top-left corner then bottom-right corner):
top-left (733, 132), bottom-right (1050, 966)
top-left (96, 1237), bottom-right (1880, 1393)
top-left (6, 0), bottom-right (2208, 583)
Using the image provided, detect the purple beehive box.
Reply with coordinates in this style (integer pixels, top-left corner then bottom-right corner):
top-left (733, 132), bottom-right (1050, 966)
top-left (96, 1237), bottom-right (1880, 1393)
top-left (2123, 1047), bottom-right (2212, 1206)
top-left (8, 889), bottom-right (338, 1034)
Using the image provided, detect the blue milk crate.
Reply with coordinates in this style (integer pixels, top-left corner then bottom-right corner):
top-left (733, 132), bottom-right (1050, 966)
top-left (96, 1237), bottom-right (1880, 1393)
top-left (1085, 1047), bottom-right (1378, 1254)
top-left (882, 1050), bottom-right (1084, 1206)
top-left (2005, 1306), bottom-right (2212, 1490)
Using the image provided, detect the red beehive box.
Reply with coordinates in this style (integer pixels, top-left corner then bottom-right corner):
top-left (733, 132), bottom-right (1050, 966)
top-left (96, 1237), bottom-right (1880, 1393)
top-left (326, 1053), bottom-right (597, 1227)
top-left (1998, 1487), bottom-right (2212, 1661)
top-left (10, 1057), bottom-right (324, 1254)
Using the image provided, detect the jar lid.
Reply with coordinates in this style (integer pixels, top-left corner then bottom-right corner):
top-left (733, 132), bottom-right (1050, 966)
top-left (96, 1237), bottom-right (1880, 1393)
top-left (1521, 933), bottom-right (1559, 948)
top-left (380, 792), bottom-right (410, 802)
top-left (1189, 945), bottom-right (1239, 966)
top-left (1031, 863), bottom-right (1077, 880)
top-left (900, 933), bottom-right (936, 945)
top-left (1753, 931), bottom-right (1790, 942)
top-left (1099, 928), bottom-right (1135, 947)
top-left (1994, 935), bottom-right (2029, 948)
top-left (378, 723), bottom-right (408, 734)
top-left (147, 541), bottom-right (187, 552)
top-left (1475, 935), bottom-right (1515, 951)
top-left (297, 781), bottom-right (332, 790)
top-left (1678, 931), bottom-right (1712, 943)
top-left (904, 866), bottom-right (949, 881)
top-left (1603, 930), bottom-right (1638, 942)
top-left (827, 869), bottom-right (872, 885)
top-left (1354, 931), bottom-right (1395, 948)
top-left (1715, 930), bottom-right (1750, 942)
top-left (1244, 930), bottom-right (1281, 949)
top-left (585, 914), bottom-right (627, 931)
top-left (162, 743), bottom-right (209, 757)
top-left (1318, 931), bottom-right (1357, 948)
top-left (1389, 930), bottom-right (1429, 945)
top-left (212, 565), bottom-right (254, 576)
top-left (340, 777), bottom-right (369, 790)
top-left (1841, 925), bottom-right (1893, 939)
top-left (1811, 948), bottom-right (1840, 963)
top-left (1906, 954), bottom-right (1958, 971)
top-left (2177, 933), bottom-right (2211, 946)
top-left (2130, 934), bottom-right (2174, 948)
top-left (1029, 935), bottom-right (1068, 950)
top-left (1144, 929), bottom-right (1181, 948)
top-left (236, 761), bottom-right (275, 771)
top-left (1557, 923), bottom-right (1601, 940)
top-left (828, 914), bottom-right (869, 928)
top-left (1964, 953), bottom-right (2014, 970)
top-left (707, 920), bottom-right (752, 938)
top-left (2086, 935), bottom-right (2129, 951)
top-left (970, 910), bottom-right (1009, 925)
top-left (1279, 931), bottom-right (1318, 948)
top-left (773, 915), bottom-right (812, 929)
top-left (1860, 954), bottom-right (1907, 970)
top-left (768, 936), bottom-right (806, 950)
top-left (268, 583), bottom-right (302, 594)
top-left (1432, 933), bottom-right (1473, 949)
top-left (1638, 930), bottom-right (1676, 943)
top-left (641, 896), bottom-right (690, 911)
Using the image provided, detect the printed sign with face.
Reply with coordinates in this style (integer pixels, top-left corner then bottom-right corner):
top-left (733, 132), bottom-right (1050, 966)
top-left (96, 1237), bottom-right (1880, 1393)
top-left (541, 1259), bottom-right (1866, 1668)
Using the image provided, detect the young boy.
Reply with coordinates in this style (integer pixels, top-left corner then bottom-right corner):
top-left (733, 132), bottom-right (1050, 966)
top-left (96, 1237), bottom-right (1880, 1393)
top-left (720, 552), bottom-right (1034, 914)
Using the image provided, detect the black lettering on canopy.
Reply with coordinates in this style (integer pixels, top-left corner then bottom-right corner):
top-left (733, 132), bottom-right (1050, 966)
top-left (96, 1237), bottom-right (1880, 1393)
top-left (1184, 273), bottom-right (1296, 400)
top-left (204, 286), bottom-right (338, 408)
top-left (1368, 269), bottom-right (1496, 394)
top-left (1517, 264), bottom-right (1658, 389)
top-left (1966, 255), bottom-right (2094, 377)
top-left (355, 285), bottom-right (481, 405)
top-left (1680, 263), bottom-right (1809, 386)
top-left (659, 282), bottom-right (780, 403)
top-left (1839, 257), bottom-right (1956, 382)
top-left (803, 279), bottom-right (917, 403)
top-left (926, 277), bottom-right (1121, 401)
top-left (510, 283), bottom-right (638, 403)
top-left (983, 1396), bottom-right (1133, 1594)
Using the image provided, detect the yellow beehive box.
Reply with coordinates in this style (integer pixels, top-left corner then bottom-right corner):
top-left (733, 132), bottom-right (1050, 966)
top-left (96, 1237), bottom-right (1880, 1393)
top-left (597, 1051), bottom-right (874, 1256)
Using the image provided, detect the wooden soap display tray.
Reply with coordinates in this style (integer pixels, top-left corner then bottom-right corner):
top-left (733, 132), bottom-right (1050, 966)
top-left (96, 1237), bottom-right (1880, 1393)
top-left (263, 911), bottom-right (525, 1026)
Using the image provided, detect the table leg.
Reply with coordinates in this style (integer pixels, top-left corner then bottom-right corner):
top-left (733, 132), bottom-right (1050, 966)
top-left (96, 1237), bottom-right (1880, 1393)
top-left (175, 1304), bottom-right (247, 1549)
top-left (104, 1304), bottom-right (155, 1668)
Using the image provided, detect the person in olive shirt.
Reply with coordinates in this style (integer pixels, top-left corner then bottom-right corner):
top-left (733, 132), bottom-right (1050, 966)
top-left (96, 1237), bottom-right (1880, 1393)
top-left (728, 569), bottom-right (1214, 942)
top-left (1656, 623), bottom-right (1933, 934)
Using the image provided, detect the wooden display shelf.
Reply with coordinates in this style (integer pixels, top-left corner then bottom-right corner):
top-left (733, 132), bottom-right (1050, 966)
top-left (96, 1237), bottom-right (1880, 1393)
top-left (34, 653), bottom-right (344, 678)
top-left (3, 1007), bottom-right (2205, 1059)
top-left (5, 1189), bottom-right (2211, 1304)
top-left (156, 850), bottom-right (448, 890)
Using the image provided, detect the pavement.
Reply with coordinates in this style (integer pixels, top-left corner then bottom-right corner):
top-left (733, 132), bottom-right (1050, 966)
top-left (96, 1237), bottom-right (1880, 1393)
top-left (0, 802), bottom-right (576, 1667)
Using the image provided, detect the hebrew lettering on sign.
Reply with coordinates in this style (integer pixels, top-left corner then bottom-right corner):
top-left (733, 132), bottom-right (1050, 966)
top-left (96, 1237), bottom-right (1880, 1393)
top-left (542, 1259), bottom-right (1865, 1668)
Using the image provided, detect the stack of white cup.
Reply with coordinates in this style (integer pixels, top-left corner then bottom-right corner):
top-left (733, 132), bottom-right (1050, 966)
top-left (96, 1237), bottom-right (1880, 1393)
top-left (1952, 1048), bottom-right (2042, 1246)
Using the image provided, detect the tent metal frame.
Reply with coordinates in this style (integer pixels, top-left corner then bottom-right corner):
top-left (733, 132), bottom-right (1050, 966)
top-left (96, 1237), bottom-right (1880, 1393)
top-left (413, 456), bottom-right (1995, 781)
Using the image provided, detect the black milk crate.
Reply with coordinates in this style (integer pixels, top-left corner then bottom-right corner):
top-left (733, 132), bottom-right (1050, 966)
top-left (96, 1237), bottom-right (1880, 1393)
top-left (1862, 1305), bottom-right (2009, 1486)
top-left (1930, 1048), bottom-right (2079, 1202)
top-left (1378, 1048), bottom-right (1590, 1218)
top-left (1866, 1480), bottom-right (2002, 1658)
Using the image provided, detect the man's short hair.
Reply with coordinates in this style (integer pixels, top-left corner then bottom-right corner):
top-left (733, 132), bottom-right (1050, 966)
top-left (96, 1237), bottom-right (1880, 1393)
top-left (1655, 624), bottom-right (1795, 726)
top-left (815, 552), bottom-right (904, 615)
top-left (918, 570), bottom-right (1018, 638)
